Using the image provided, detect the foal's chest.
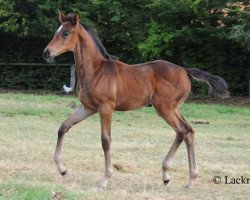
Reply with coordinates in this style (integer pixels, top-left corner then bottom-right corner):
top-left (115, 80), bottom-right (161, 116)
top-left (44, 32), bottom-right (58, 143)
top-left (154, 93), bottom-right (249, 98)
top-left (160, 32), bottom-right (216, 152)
top-left (77, 86), bottom-right (98, 110)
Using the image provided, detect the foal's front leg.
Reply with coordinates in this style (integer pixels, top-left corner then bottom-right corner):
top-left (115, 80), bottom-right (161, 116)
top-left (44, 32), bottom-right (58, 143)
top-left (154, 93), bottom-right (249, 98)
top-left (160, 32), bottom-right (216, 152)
top-left (54, 105), bottom-right (96, 175)
top-left (98, 105), bottom-right (113, 189)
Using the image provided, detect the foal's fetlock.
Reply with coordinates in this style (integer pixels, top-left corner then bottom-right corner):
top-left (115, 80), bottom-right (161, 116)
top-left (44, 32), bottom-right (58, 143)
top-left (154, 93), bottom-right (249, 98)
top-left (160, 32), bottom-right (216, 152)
top-left (57, 165), bottom-right (68, 176)
top-left (185, 173), bottom-right (197, 189)
top-left (106, 168), bottom-right (113, 178)
top-left (162, 163), bottom-right (171, 185)
top-left (162, 173), bottom-right (171, 185)
top-left (54, 157), bottom-right (68, 176)
top-left (185, 180), bottom-right (195, 189)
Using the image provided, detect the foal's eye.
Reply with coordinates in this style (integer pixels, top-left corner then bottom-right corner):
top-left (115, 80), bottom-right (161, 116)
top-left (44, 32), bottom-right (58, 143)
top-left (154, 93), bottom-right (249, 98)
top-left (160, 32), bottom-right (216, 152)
top-left (63, 31), bottom-right (70, 38)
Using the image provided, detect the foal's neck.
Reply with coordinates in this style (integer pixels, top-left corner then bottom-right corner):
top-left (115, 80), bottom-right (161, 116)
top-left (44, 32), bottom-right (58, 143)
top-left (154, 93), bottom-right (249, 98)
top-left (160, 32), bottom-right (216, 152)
top-left (73, 25), bottom-right (105, 78)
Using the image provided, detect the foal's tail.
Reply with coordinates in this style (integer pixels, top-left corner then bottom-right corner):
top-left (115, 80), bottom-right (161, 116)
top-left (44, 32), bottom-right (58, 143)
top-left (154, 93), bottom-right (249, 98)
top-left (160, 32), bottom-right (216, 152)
top-left (185, 68), bottom-right (230, 99)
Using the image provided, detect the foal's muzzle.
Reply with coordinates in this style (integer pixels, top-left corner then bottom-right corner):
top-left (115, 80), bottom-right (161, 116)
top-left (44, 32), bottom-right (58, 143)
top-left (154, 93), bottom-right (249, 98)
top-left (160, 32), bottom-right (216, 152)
top-left (43, 49), bottom-right (50, 59)
top-left (43, 49), bottom-right (54, 63)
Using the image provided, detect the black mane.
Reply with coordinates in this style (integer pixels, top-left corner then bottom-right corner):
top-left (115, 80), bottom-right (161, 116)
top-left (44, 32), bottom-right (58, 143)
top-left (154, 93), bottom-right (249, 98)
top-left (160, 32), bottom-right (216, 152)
top-left (64, 14), bottom-right (117, 60)
top-left (82, 24), bottom-right (112, 60)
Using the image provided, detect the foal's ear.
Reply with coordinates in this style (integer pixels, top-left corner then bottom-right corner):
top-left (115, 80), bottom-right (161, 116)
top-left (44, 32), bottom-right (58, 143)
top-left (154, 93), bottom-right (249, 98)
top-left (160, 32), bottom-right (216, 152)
top-left (59, 11), bottom-right (66, 23)
top-left (73, 12), bottom-right (80, 25)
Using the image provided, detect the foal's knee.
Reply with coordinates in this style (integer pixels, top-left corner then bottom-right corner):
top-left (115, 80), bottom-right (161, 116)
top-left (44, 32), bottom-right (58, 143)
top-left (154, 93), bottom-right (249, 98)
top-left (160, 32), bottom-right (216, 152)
top-left (58, 125), bottom-right (65, 137)
top-left (58, 123), bottom-right (69, 137)
top-left (101, 134), bottom-right (111, 150)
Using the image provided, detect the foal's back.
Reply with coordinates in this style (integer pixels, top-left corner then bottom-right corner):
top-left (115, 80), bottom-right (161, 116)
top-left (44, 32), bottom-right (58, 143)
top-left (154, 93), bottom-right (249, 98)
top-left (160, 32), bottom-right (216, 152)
top-left (113, 60), bottom-right (191, 111)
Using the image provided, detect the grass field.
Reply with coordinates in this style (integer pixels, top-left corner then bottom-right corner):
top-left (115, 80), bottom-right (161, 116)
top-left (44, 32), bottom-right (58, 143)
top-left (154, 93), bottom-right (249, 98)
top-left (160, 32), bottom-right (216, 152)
top-left (0, 93), bottom-right (249, 200)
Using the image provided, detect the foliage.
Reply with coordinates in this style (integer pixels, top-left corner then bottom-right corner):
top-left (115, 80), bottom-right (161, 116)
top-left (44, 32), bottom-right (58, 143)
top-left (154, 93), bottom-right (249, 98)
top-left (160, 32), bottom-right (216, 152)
top-left (139, 0), bottom-right (250, 95)
top-left (0, 65), bottom-right (70, 90)
top-left (0, 0), bottom-right (249, 95)
top-left (229, 24), bottom-right (250, 50)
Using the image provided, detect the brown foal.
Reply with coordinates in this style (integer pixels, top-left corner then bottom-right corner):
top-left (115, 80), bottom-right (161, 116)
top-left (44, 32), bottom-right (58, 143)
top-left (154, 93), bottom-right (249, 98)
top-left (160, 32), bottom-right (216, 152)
top-left (44, 12), bottom-right (229, 189)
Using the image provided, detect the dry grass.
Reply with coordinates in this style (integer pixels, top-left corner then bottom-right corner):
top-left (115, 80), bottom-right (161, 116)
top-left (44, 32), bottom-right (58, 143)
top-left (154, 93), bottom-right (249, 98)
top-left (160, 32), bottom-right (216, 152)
top-left (0, 93), bottom-right (249, 199)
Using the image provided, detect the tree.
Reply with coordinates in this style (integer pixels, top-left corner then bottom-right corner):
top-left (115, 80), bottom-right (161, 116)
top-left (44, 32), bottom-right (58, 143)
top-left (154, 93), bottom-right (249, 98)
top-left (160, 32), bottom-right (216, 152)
top-left (0, 0), bottom-right (249, 95)
top-left (139, 0), bottom-right (250, 96)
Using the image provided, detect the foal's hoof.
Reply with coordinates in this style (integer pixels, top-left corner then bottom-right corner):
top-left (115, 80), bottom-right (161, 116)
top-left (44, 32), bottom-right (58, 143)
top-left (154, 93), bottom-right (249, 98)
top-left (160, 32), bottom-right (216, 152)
top-left (97, 183), bottom-right (107, 191)
top-left (97, 184), bottom-right (106, 191)
top-left (185, 182), bottom-right (194, 189)
top-left (97, 178), bottom-right (108, 191)
top-left (60, 170), bottom-right (68, 176)
top-left (163, 179), bottom-right (170, 185)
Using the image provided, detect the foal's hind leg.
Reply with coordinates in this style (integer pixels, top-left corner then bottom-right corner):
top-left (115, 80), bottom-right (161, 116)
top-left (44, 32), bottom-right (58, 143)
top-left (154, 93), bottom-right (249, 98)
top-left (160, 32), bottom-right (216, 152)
top-left (156, 110), bottom-right (184, 185)
top-left (54, 105), bottom-right (96, 176)
top-left (180, 115), bottom-right (198, 188)
top-left (155, 107), bottom-right (198, 188)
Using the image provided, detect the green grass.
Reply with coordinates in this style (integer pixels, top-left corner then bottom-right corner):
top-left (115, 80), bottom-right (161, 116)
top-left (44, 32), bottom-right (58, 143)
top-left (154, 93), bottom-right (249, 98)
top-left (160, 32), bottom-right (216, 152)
top-left (0, 93), bottom-right (249, 199)
top-left (0, 183), bottom-right (86, 200)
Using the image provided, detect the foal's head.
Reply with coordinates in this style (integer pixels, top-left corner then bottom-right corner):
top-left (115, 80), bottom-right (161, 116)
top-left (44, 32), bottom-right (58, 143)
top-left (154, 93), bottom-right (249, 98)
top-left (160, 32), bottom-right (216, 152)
top-left (43, 12), bottom-right (82, 62)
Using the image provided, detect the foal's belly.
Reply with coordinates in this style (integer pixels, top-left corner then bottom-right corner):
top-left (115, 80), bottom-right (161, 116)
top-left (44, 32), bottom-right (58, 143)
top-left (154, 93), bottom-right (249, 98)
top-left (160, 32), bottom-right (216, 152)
top-left (114, 101), bottom-right (150, 111)
top-left (114, 79), bottom-right (153, 111)
top-left (114, 93), bottom-right (152, 111)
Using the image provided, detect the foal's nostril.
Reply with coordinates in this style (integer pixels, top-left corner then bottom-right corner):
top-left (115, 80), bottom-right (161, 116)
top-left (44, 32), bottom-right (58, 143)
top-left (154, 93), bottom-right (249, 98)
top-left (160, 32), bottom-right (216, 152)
top-left (43, 50), bottom-right (50, 59)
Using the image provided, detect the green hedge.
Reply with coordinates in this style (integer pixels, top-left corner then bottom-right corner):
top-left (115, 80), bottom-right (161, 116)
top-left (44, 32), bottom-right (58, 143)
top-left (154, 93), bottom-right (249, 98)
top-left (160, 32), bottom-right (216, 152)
top-left (0, 65), bottom-right (70, 90)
